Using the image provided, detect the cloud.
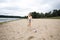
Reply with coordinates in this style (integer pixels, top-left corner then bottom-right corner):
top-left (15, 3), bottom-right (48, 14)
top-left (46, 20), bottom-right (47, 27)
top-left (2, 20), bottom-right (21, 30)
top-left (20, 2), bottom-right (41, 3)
top-left (0, 0), bottom-right (7, 3)
top-left (0, 0), bottom-right (60, 16)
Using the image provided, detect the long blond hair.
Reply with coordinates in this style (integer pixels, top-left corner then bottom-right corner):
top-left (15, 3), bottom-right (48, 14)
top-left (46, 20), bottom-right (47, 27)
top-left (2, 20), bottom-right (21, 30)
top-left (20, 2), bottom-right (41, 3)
top-left (28, 13), bottom-right (32, 17)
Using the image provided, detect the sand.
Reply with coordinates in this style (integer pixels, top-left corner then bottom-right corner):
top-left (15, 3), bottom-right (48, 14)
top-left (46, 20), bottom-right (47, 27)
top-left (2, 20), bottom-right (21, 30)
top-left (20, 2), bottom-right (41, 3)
top-left (0, 19), bottom-right (60, 40)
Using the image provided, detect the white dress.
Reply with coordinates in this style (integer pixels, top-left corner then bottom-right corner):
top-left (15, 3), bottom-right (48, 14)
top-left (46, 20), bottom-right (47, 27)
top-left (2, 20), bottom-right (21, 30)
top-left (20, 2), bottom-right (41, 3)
top-left (28, 16), bottom-right (32, 23)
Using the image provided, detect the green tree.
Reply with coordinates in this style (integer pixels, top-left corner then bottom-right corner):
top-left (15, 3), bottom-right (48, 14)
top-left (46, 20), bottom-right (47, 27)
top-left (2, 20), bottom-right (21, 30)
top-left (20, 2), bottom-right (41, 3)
top-left (52, 10), bottom-right (58, 17)
top-left (40, 13), bottom-right (45, 18)
top-left (31, 11), bottom-right (41, 18)
top-left (45, 11), bottom-right (52, 17)
top-left (57, 9), bottom-right (60, 16)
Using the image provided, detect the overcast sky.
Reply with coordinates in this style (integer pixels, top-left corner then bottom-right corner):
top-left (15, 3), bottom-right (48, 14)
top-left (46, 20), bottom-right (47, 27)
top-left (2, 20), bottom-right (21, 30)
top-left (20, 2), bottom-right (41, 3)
top-left (0, 0), bottom-right (60, 16)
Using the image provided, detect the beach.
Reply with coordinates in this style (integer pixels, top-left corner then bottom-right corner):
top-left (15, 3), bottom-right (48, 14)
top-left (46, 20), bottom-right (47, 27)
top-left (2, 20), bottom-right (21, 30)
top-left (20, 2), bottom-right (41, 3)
top-left (0, 19), bottom-right (60, 40)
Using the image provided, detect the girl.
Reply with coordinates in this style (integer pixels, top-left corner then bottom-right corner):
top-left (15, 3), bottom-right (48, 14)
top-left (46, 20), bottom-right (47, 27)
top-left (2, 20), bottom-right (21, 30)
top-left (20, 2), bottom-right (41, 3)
top-left (28, 13), bottom-right (32, 26)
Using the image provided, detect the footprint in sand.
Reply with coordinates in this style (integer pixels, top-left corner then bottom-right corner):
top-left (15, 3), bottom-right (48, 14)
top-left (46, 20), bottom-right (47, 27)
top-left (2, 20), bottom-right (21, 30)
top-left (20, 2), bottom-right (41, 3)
top-left (27, 36), bottom-right (35, 40)
top-left (38, 38), bottom-right (46, 40)
top-left (50, 35), bottom-right (53, 38)
top-left (42, 38), bottom-right (46, 40)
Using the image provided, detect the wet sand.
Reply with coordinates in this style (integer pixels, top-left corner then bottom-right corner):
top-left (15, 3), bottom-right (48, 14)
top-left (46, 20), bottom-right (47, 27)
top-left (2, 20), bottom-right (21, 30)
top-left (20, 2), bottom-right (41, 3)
top-left (0, 19), bottom-right (60, 40)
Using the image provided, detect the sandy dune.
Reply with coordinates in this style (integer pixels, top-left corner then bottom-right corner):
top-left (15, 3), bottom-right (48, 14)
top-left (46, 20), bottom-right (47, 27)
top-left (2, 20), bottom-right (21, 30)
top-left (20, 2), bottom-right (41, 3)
top-left (0, 19), bottom-right (60, 40)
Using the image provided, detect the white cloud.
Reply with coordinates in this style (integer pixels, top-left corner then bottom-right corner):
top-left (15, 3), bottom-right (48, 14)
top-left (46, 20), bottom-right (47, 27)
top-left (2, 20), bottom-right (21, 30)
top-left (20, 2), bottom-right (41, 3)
top-left (0, 0), bottom-right (60, 16)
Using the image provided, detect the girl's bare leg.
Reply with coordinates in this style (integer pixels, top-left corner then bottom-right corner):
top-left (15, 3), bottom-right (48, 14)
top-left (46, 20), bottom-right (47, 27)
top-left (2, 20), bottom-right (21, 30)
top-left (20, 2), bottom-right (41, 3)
top-left (29, 22), bottom-right (31, 26)
top-left (27, 22), bottom-right (32, 31)
top-left (28, 22), bottom-right (31, 27)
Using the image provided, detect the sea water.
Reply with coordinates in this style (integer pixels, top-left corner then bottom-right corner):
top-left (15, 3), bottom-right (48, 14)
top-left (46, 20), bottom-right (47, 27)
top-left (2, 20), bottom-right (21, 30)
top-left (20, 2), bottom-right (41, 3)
top-left (0, 18), bottom-right (19, 22)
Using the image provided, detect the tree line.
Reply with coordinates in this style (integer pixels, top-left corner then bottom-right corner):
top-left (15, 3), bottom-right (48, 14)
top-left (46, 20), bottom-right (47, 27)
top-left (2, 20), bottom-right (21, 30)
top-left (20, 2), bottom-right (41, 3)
top-left (24, 9), bottom-right (60, 18)
top-left (0, 15), bottom-right (21, 18)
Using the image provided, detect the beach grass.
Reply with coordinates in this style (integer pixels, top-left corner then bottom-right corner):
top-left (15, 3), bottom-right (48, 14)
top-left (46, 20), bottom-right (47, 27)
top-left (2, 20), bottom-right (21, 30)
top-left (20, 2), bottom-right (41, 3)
top-left (50, 16), bottom-right (60, 19)
top-left (38, 16), bottom-right (60, 19)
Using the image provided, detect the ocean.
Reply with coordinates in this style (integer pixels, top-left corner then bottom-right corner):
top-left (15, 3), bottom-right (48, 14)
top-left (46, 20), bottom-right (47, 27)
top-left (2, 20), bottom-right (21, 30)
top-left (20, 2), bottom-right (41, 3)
top-left (0, 18), bottom-right (19, 22)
